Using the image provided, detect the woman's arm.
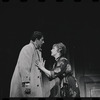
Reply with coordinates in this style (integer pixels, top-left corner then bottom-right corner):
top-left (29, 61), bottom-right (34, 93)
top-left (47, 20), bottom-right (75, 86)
top-left (36, 58), bottom-right (68, 80)
top-left (39, 66), bottom-right (51, 77)
top-left (35, 59), bottom-right (51, 77)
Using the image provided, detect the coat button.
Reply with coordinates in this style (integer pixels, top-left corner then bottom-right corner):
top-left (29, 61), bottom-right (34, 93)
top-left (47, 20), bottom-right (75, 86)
top-left (37, 85), bottom-right (39, 87)
top-left (37, 76), bottom-right (39, 78)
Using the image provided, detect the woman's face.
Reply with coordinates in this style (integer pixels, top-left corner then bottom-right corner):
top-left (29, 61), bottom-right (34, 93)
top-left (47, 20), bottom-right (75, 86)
top-left (51, 46), bottom-right (58, 57)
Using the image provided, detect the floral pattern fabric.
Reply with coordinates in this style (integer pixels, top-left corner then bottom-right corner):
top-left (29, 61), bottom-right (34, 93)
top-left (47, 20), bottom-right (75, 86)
top-left (49, 57), bottom-right (80, 97)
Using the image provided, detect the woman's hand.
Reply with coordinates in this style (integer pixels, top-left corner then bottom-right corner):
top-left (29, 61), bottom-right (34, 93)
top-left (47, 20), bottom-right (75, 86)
top-left (35, 58), bottom-right (46, 70)
top-left (35, 59), bottom-right (51, 77)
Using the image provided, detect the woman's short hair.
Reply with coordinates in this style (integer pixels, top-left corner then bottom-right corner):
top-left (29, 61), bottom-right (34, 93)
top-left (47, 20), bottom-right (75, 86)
top-left (31, 31), bottom-right (43, 41)
top-left (53, 42), bottom-right (66, 57)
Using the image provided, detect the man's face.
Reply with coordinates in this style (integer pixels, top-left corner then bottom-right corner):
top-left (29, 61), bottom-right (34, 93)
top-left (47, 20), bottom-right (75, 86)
top-left (37, 37), bottom-right (44, 48)
top-left (51, 46), bottom-right (58, 57)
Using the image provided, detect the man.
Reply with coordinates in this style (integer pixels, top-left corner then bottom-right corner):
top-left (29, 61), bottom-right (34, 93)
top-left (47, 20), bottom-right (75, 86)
top-left (10, 31), bottom-right (45, 97)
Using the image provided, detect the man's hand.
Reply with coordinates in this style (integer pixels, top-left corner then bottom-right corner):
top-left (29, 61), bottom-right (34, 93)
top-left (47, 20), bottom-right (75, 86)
top-left (25, 88), bottom-right (31, 94)
top-left (22, 82), bottom-right (31, 94)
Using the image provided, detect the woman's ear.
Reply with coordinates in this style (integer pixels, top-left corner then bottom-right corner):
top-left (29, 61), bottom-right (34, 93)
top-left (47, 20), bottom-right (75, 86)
top-left (58, 48), bottom-right (62, 54)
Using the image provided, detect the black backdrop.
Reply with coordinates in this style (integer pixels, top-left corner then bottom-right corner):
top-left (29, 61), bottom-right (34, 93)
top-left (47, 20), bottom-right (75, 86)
top-left (0, 0), bottom-right (100, 98)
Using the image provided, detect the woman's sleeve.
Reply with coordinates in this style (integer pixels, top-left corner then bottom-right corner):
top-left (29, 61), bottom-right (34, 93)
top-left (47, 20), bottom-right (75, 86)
top-left (49, 59), bottom-right (68, 80)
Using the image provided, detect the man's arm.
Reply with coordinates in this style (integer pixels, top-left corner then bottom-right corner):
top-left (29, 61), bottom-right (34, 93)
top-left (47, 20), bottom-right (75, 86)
top-left (18, 45), bottom-right (33, 84)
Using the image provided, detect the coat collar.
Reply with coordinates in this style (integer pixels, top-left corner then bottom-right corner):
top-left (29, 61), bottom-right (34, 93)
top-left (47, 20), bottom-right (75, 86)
top-left (30, 40), bottom-right (42, 51)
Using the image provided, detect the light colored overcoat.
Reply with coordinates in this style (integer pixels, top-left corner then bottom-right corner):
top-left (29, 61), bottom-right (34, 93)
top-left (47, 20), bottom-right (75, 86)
top-left (10, 41), bottom-right (45, 97)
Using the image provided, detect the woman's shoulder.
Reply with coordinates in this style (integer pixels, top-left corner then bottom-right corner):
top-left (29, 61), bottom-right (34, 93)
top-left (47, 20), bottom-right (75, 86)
top-left (60, 57), bottom-right (68, 62)
top-left (57, 57), bottom-right (69, 66)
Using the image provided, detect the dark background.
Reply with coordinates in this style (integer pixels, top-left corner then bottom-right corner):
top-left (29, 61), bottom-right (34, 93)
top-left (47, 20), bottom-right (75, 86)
top-left (0, 0), bottom-right (100, 97)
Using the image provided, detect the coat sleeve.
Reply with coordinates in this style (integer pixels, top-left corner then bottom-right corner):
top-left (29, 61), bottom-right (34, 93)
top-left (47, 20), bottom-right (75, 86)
top-left (18, 45), bottom-right (34, 83)
top-left (49, 59), bottom-right (68, 80)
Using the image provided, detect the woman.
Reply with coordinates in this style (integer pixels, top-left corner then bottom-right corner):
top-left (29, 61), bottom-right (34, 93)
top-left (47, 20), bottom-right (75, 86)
top-left (36, 42), bottom-right (80, 97)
